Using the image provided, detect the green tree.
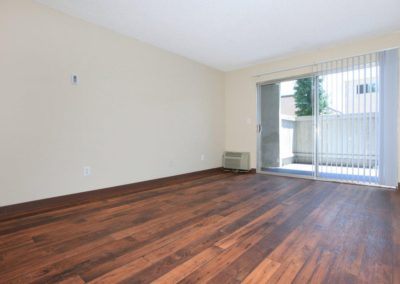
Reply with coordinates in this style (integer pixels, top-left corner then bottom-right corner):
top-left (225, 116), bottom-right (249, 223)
top-left (294, 78), bottom-right (328, 116)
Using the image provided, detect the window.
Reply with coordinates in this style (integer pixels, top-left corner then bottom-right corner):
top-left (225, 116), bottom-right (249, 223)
top-left (356, 83), bottom-right (376, 94)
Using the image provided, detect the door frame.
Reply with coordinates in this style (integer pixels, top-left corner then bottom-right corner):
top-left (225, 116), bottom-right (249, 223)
top-left (256, 75), bottom-right (392, 188)
top-left (256, 74), bottom-right (317, 179)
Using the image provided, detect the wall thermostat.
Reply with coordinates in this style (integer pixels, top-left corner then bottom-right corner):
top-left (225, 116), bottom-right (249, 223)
top-left (71, 74), bottom-right (79, 85)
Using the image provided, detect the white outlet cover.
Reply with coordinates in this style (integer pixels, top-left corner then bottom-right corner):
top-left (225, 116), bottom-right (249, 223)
top-left (83, 166), bottom-right (91, 176)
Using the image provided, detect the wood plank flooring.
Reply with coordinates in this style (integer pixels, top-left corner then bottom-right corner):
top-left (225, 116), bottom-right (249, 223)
top-left (1, 172), bottom-right (399, 283)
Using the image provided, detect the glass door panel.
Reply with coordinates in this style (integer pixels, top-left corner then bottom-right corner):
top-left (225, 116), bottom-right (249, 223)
top-left (315, 57), bottom-right (379, 184)
top-left (258, 78), bottom-right (315, 177)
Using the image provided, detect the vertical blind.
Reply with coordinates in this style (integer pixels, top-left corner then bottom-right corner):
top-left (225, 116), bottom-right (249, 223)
top-left (312, 49), bottom-right (398, 187)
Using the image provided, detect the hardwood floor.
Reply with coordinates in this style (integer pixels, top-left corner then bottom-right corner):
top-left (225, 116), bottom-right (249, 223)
top-left (0, 172), bottom-right (399, 283)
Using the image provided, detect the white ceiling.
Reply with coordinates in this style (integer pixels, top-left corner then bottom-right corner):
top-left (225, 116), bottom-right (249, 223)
top-left (36, 0), bottom-right (400, 71)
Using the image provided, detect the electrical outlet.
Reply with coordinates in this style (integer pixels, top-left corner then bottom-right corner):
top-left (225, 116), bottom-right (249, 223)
top-left (201, 154), bottom-right (205, 161)
top-left (83, 166), bottom-right (91, 177)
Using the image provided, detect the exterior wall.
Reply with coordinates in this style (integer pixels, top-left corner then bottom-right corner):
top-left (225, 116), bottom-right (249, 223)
top-left (280, 115), bottom-right (295, 165)
top-left (280, 95), bottom-right (296, 115)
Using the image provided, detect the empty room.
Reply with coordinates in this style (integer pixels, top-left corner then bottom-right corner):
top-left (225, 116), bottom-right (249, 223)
top-left (1, 0), bottom-right (400, 283)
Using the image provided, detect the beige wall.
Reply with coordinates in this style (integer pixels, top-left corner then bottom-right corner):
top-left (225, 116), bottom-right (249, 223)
top-left (0, 0), bottom-right (225, 206)
top-left (225, 32), bottom-right (400, 178)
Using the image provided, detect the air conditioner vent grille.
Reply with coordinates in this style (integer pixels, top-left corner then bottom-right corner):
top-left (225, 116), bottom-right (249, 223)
top-left (222, 151), bottom-right (250, 171)
top-left (225, 152), bottom-right (243, 158)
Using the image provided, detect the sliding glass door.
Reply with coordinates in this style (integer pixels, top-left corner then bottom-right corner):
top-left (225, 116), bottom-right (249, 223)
top-left (257, 49), bottom-right (398, 187)
top-left (257, 77), bottom-right (315, 177)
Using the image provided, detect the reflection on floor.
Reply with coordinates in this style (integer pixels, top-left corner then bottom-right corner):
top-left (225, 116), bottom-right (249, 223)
top-left (264, 163), bottom-right (378, 183)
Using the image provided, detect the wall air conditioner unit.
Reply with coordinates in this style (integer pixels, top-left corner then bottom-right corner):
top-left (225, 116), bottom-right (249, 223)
top-left (222, 151), bottom-right (250, 171)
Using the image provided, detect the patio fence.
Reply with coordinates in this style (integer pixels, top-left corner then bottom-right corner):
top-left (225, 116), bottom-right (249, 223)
top-left (281, 113), bottom-right (377, 167)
